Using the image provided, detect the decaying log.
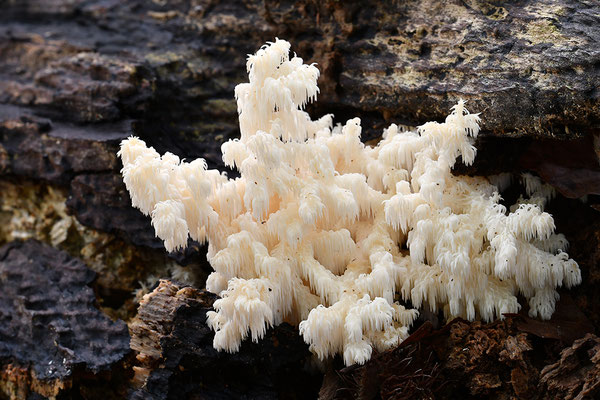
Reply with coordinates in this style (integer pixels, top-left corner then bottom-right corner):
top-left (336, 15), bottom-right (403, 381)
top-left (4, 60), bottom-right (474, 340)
top-left (0, 1), bottom-right (598, 398)
top-left (319, 316), bottom-right (596, 400)
top-left (539, 333), bottom-right (600, 400)
top-left (0, 0), bottom-right (598, 248)
top-left (129, 280), bottom-right (322, 399)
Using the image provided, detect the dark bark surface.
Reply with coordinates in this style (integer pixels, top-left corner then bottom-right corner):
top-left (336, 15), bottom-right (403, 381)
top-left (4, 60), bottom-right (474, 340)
top-left (1, 0), bottom-right (599, 144)
top-left (0, 0), bottom-right (598, 399)
top-left (0, 240), bottom-right (131, 399)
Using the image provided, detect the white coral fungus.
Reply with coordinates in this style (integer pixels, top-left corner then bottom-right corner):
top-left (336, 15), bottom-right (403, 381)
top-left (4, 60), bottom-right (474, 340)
top-left (119, 39), bottom-right (581, 365)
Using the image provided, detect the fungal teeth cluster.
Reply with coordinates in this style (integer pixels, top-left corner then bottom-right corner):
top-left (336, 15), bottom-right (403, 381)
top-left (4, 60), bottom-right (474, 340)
top-left (119, 39), bottom-right (581, 365)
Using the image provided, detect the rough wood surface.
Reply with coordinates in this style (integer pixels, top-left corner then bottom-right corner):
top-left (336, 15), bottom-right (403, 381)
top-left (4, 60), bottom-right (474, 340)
top-left (539, 334), bottom-right (600, 399)
top-left (129, 280), bottom-right (321, 400)
top-left (1, 0), bottom-right (598, 143)
top-left (0, 240), bottom-right (131, 399)
top-left (319, 306), bottom-right (597, 399)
